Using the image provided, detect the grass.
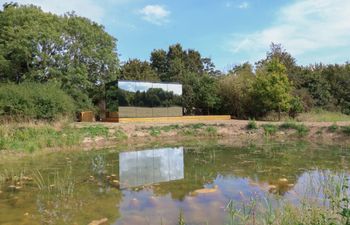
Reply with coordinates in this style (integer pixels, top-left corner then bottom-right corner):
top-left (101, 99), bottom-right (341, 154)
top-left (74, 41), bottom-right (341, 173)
top-left (0, 123), bottom-right (127, 152)
top-left (205, 126), bottom-right (217, 136)
top-left (177, 172), bottom-right (350, 225)
top-left (146, 123), bottom-right (217, 137)
top-left (261, 124), bottom-right (278, 135)
top-left (297, 110), bottom-right (350, 122)
top-left (114, 129), bottom-right (128, 140)
top-left (328, 123), bottom-right (339, 133)
top-left (247, 119), bottom-right (258, 130)
top-left (341, 126), bottom-right (350, 135)
top-left (279, 122), bottom-right (309, 137)
top-left (79, 125), bottom-right (109, 137)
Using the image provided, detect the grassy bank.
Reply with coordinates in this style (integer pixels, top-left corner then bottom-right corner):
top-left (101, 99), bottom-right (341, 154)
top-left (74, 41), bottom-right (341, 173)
top-left (296, 110), bottom-right (350, 122)
top-left (1, 120), bottom-right (350, 153)
top-left (0, 122), bottom-right (127, 153)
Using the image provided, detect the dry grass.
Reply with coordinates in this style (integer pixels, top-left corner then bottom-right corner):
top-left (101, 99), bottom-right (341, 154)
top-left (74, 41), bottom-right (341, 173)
top-left (296, 110), bottom-right (350, 122)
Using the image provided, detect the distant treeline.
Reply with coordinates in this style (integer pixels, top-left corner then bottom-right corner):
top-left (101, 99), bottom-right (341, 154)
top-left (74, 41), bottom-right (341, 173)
top-left (0, 3), bottom-right (349, 120)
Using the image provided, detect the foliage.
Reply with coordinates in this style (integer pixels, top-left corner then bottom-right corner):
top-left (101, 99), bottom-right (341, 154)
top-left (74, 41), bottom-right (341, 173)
top-left (1, 3), bottom-right (350, 120)
top-left (150, 44), bottom-right (219, 115)
top-left (0, 83), bottom-right (75, 120)
top-left (288, 96), bottom-right (304, 118)
top-left (279, 122), bottom-right (309, 137)
top-left (218, 63), bottom-right (255, 118)
top-left (0, 123), bottom-right (124, 152)
top-left (296, 109), bottom-right (350, 122)
top-left (79, 125), bottom-right (109, 137)
top-left (261, 124), bottom-right (278, 135)
top-left (328, 124), bottom-right (339, 133)
top-left (247, 119), bottom-right (258, 130)
top-left (341, 126), bottom-right (350, 136)
top-left (120, 59), bottom-right (159, 81)
top-left (0, 4), bottom-right (119, 110)
top-left (251, 59), bottom-right (293, 119)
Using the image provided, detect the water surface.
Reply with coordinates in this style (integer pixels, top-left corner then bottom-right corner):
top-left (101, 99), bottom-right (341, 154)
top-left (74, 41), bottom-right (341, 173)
top-left (0, 140), bottom-right (349, 225)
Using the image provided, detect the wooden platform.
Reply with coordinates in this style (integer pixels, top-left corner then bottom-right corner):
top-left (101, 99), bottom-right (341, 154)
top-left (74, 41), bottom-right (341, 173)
top-left (117, 115), bottom-right (231, 123)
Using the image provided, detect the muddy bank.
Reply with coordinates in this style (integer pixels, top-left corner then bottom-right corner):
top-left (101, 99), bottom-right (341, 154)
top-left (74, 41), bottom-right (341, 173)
top-left (76, 120), bottom-right (350, 149)
top-left (1, 120), bottom-right (349, 157)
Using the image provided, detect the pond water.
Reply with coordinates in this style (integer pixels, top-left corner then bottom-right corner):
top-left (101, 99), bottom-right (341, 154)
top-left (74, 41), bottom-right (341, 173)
top-left (0, 140), bottom-right (349, 225)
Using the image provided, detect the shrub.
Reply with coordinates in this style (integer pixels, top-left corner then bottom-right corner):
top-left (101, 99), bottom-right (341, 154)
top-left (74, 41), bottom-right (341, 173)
top-left (328, 124), bottom-right (339, 133)
top-left (341, 126), bottom-right (350, 135)
top-left (149, 127), bottom-right (161, 136)
top-left (79, 125), bottom-right (109, 137)
top-left (0, 83), bottom-right (75, 121)
top-left (261, 124), bottom-right (278, 135)
top-left (205, 126), bottom-right (217, 135)
top-left (247, 119), bottom-right (258, 130)
top-left (279, 122), bottom-right (309, 137)
top-left (114, 129), bottom-right (128, 140)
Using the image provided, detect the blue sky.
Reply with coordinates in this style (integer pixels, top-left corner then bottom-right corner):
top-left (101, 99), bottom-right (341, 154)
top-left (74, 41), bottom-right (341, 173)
top-left (3, 0), bottom-right (350, 70)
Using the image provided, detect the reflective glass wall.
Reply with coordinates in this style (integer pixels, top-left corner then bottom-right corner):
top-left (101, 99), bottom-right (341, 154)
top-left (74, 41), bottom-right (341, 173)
top-left (119, 147), bottom-right (184, 188)
top-left (106, 80), bottom-right (182, 118)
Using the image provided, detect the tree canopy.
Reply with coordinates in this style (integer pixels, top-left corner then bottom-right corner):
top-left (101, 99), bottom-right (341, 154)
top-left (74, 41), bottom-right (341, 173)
top-left (0, 4), bottom-right (119, 110)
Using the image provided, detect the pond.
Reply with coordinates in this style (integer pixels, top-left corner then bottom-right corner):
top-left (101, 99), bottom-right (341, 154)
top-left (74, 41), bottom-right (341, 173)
top-left (0, 140), bottom-right (349, 225)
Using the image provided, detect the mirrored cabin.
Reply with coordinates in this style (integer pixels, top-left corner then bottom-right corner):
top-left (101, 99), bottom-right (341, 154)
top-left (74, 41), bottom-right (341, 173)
top-left (106, 80), bottom-right (183, 118)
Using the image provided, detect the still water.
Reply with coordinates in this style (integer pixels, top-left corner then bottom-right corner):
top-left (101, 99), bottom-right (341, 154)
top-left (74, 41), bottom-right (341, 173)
top-left (0, 140), bottom-right (349, 225)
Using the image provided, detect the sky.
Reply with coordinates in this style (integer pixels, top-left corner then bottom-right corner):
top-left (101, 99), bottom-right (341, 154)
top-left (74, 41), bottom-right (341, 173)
top-left (2, 0), bottom-right (350, 71)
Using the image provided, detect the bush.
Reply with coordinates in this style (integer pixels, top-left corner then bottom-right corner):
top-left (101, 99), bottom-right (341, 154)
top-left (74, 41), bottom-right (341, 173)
top-left (261, 124), bottom-right (278, 135)
top-left (328, 124), bottom-right (339, 133)
top-left (279, 122), bottom-right (309, 137)
top-left (0, 83), bottom-right (75, 121)
top-left (341, 126), bottom-right (350, 135)
top-left (247, 119), bottom-right (258, 130)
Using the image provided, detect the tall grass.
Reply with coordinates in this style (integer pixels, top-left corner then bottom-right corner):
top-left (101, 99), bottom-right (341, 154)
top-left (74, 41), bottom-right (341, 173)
top-left (247, 119), bottom-right (258, 130)
top-left (297, 110), bottom-right (350, 122)
top-left (261, 124), bottom-right (278, 135)
top-left (279, 122), bottom-right (309, 137)
top-left (0, 123), bottom-right (126, 152)
top-left (223, 171), bottom-right (350, 225)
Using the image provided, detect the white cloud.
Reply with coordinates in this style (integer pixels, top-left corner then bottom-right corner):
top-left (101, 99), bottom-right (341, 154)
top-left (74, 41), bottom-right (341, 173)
top-left (138, 4), bottom-right (170, 25)
top-left (225, 1), bottom-right (249, 9)
top-left (238, 1), bottom-right (249, 9)
top-left (228, 0), bottom-right (350, 64)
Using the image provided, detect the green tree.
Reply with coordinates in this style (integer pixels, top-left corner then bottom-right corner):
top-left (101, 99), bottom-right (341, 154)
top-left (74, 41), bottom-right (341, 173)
top-left (0, 4), bottom-right (119, 110)
top-left (120, 59), bottom-right (159, 81)
top-left (218, 63), bottom-right (255, 118)
top-left (252, 59), bottom-right (293, 120)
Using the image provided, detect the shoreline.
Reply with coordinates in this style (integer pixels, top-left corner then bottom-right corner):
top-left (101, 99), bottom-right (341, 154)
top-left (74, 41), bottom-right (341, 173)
top-left (1, 119), bottom-right (350, 157)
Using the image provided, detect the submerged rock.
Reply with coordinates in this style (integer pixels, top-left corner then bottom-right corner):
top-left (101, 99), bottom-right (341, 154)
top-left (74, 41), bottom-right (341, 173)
top-left (88, 218), bottom-right (108, 225)
top-left (278, 178), bottom-right (288, 183)
top-left (192, 185), bottom-right (218, 195)
top-left (111, 180), bottom-right (120, 188)
top-left (8, 185), bottom-right (16, 191)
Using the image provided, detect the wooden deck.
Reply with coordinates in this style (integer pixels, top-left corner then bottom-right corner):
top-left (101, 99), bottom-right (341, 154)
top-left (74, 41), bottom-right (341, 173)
top-left (116, 115), bottom-right (231, 123)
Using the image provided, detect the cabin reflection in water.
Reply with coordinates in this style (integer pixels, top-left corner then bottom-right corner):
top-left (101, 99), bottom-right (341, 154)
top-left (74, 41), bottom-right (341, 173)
top-left (119, 147), bottom-right (184, 188)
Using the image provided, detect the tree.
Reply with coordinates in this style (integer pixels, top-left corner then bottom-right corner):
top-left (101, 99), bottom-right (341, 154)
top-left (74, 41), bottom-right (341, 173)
top-left (150, 43), bottom-right (220, 115)
top-left (150, 49), bottom-right (168, 81)
top-left (0, 4), bottom-right (119, 110)
top-left (120, 59), bottom-right (159, 81)
top-left (218, 63), bottom-right (255, 118)
top-left (252, 59), bottom-right (293, 120)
